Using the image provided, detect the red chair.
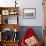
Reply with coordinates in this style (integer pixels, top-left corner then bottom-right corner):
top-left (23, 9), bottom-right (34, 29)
top-left (21, 28), bottom-right (41, 46)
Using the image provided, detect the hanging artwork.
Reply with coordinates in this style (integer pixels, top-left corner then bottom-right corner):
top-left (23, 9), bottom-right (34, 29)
top-left (2, 10), bottom-right (9, 15)
top-left (23, 8), bottom-right (36, 19)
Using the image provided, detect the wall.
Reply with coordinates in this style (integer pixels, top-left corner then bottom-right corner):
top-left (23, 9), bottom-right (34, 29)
top-left (18, 0), bottom-right (44, 26)
top-left (0, 0), bottom-right (44, 26)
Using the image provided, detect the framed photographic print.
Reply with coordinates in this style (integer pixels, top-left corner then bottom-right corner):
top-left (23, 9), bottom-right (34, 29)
top-left (23, 8), bottom-right (36, 19)
top-left (9, 10), bottom-right (17, 15)
top-left (2, 10), bottom-right (9, 15)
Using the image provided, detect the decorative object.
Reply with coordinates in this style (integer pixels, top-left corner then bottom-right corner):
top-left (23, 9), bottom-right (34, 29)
top-left (2, 28), bottom-right (13, 41)
top-left (2, 16), bottom-right (8, 24)
top-left (15, 0), bottom-right (17, 7)
top-left (5, 18), bottom-right (8, 24)
top-left (2, 10), bottom-right (9, 15)
top-left (9, 10), bottom-right (18, 15)
top-left (14, 28), bottom-right (17, 32)
top-left (23, 8), bottom-right (36, 19)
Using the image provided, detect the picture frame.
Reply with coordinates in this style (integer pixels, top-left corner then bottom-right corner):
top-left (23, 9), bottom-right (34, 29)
top-left (9, 10), bottom-right (17, 15)
top-left (23, 8), bottom-right (36, 19)
top-left (2, 10), bottom-right (9, 15)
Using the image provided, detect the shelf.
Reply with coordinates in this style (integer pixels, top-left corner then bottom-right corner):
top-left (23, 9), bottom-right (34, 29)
top-left (0, 24), bottom-right (20, 32)
top-left (0, 7), bottom-right (19, 16)
top-left (0, 7), bottom-right (20, 46)
top-left (0, 7), bottom-right (19, 10)
top-left (2, 40), bottom-right (19, 42)
top-left (1, 40), bottom-right (19, 46)
top-left (0, 7), bottom-right (19, 24)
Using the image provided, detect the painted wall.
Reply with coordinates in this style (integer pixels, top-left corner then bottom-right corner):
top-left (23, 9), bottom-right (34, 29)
top-left (0, 0), bottom-right (44, 26)
top-left (18, 0), bottom-right (44, 26)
